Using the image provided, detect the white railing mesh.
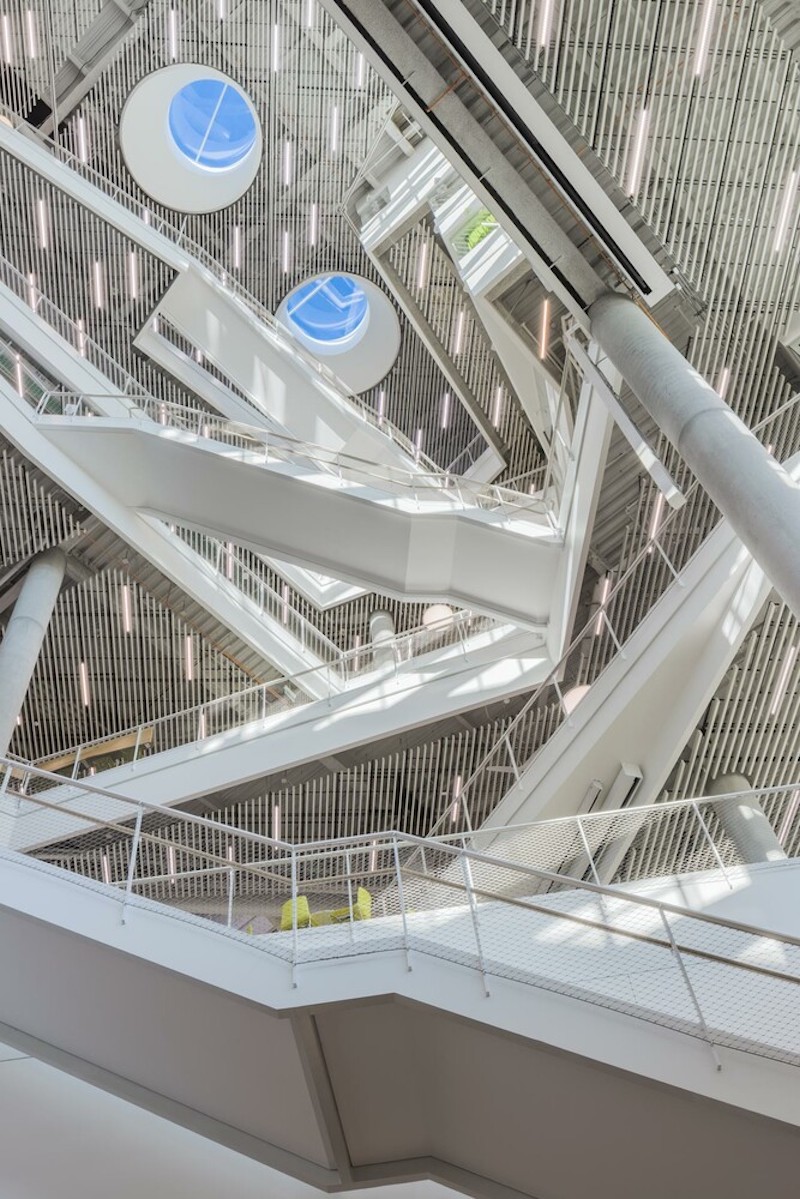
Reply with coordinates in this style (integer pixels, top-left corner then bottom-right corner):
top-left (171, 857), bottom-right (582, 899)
top-left (5, 759), bottom-right (800, 1068)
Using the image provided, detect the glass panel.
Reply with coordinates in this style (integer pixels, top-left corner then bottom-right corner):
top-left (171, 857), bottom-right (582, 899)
top-left (168, 79), bottom-right (257, 170)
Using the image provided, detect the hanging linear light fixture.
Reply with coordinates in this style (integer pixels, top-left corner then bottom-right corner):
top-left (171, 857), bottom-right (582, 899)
top-left (128, 250), bottom-right (138, 301)
top-left (76, 113), bottom-right (89, 163)
top-left (92, 259), bottom-right (104, 310)
top-left (450, 774), bottom-right (462, 824)
top-left (167, 6), bottom-right (178, 60)
top-left (121, 584), bottom-right (133, 634)
top-left (35, 197), bottom-right (48, 250)
top-left (453, 309), bottom-right (465, 356)
top-left (774, 170), bottom-right (798, 253)
top-left (416, 239), bottom-right (429, 290)
top-left (24, 7), bottom-right (36, 58)
top-left (770, 644), bottom-right (798, 716)
top-left (715, 365), bottom-right (730, 398)
top-left (539, 299), bottom-right (549, 360)
top-left (626, 108), bottom-right (650, 197)
top-left (537, 0), bottom-right (554, 46)
top-left (692, 0), bottom-right (717, 76)
top-left (1, 14), bottom-right (13, 65)
top-left (79, 661), bottom-right (91, 707)
top-left (440, 390), bottom-right (451, 430)
top-left (492, 385), bottom-right (504, 427)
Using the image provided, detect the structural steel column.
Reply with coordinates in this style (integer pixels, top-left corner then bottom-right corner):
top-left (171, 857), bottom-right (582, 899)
top-left (0, 548), bottom-right (67, 758)
top-left (708, 774), bottom-right (787, 865)
top-left (589, 292), bottom-right (800, 618)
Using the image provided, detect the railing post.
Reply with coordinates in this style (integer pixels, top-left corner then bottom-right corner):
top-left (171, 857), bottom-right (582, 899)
top-left (659, 908), bottom-right (722, 1070)
top-left (345, 849), bottom-right (356, 943)
top-left (291, 847), bottom-right (299, 989)
top-left (691, 801), bottom-right (733, 890)
top-left (457, 615), bottom-right (468, 659)
top-left (121, 803), bottom-right (144, 926)
top-left (392, 836), bottom-right (412, 972)
top-left (71, 745), bottom-right (82, 780)
top-left (600, 609), bottom-right (625, 657)
top-left (654, 537), bottom-right (686, 588)
top-left (575, 818), bottom-right (601, 885)
top-left (459, 839), bottom-right (491, 997)
top-left (133, 725), bottom-right (143, 763)
top-left (227, 845), bottom-right (236, 929)
top-left (503, 732), bottom-right (521, 783)
top-left (553, 678), bottom-right (572, 726)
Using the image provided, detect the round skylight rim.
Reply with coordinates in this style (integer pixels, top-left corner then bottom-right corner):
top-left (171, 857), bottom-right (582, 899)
top-left (167, 78), bottom-right (258, 173)
top-left (120, 65), bottom-right (263, 214)
top-left (276, 273), bottom-right (401, 393)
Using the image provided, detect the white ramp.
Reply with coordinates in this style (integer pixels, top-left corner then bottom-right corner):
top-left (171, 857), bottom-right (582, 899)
top-left (40, 418), bottom-right (561, 626)
top-left (0, 832), bottom-right (797, 1199)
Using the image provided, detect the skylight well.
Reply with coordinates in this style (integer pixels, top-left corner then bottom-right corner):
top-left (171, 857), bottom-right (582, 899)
top-left (120, 66), bottom-right (262, 212)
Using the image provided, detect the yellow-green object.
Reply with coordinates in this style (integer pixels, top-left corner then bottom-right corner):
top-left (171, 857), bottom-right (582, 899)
top-left (280, 895), bottom-right (311, 931)
top-left (465, 208), bottom-right (496, 251)
top-left (330, 886), bottom-right (372, 923)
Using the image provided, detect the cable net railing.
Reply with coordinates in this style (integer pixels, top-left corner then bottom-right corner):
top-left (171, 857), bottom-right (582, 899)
top-left (438, 782), bottom-right (800, 887)
top-left (35, 388), bottom-right (553, 520)
top-left (11, 605), bottom-right (493, 790)
top-left (150, 307), bottom-right (491, 484)
top-left (5, 758), bottom-right (800, 1070)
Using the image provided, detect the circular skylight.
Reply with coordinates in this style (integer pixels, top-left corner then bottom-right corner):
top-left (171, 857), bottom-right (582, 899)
top-left (120, 66), bottom-right (263, 212)
top-left (168, 79), bottom-right (257, 171)
top-left (285, 275), bottom-right (370, 346)
top-left (276, 273), bottom-right (400, 391)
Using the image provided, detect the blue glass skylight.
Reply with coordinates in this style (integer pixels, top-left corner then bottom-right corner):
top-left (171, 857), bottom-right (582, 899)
top-left (168, 79), bottom-right (257, 171)
top-left (285, 275), bottom-right (369, 344)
